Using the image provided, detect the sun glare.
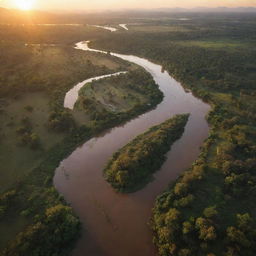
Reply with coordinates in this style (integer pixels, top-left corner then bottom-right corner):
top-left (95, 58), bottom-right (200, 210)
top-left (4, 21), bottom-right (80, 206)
top-left (14, 0), bottom-right (35, 10)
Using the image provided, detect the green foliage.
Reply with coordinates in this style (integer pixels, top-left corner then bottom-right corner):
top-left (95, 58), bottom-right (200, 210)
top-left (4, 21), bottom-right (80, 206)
top-left (0, 190), bottom-right (16, 219)
top-left (48, 110), bottom-right (75, 132)
top-left (104, 114), bottom-right (189, 192)
top-left (15, 117), bottom-right (41, 149)
top-left (195, 217), bottom-right (217, 241)
top-left (2, 205), bottom-right (80, 256)
top-left (203, 206), bottom-right (218, 218)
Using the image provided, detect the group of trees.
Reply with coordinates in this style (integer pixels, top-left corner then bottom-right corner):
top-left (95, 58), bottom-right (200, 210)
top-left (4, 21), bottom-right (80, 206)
top-left (16, 116), bottom-right (40, 149)
top-left (152, 136), bottom-right (256, 256)
top-left (0, 190), bottom-right (16, 219)
top-left (48, 110), bottom-right (75, 132)
top-left (2, 204), bottom-right (80, 256)
top-left (104, 114), bottom-right (189, 192)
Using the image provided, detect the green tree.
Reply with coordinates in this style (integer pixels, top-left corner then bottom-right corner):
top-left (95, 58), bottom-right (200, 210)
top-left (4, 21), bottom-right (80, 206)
top-left (203, 206), bottom-right (218, 218)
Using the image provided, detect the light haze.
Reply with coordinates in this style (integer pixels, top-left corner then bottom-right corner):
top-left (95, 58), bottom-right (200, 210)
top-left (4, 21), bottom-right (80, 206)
top-left (1, 0), bottom-right (256, 11)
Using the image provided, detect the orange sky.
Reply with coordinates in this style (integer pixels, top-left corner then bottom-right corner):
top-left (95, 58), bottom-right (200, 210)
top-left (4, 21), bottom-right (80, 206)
top-left (1, 0), bottom-right (256, 11)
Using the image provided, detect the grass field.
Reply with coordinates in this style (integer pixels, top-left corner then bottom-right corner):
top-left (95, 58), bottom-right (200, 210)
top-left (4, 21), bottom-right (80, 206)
top-left (0, 92), bottom-right (64, 192)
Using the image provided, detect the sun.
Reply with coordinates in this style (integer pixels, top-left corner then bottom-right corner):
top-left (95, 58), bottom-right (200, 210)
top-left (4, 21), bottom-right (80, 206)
top-left (14, 0), bottom-right (36, 11)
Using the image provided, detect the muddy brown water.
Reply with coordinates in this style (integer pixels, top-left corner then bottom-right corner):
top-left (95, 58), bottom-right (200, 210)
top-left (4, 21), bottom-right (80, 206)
top-left (54, 41), bottom-right (211, 256)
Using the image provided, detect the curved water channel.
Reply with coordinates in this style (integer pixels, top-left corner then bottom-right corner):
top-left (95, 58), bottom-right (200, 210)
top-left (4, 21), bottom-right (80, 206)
top-left (54, 41), bottom-right (211, 256)
top-left (64, 71), bottom-right (127, 109)
top-left (91, 24), bottom-right (129, 32)
top-left (119, 24), bottom-right (129, 30)
top-left (91, 25), bottom-right (118, 32)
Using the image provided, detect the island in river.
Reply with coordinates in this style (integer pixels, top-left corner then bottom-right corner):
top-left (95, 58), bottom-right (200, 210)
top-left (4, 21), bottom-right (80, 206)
top-left (104, 114), bottom-right (189, 192)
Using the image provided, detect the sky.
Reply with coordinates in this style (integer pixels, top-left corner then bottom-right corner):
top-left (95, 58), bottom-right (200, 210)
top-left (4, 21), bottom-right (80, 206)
top-left (1, 0), bottom-right (256, 11)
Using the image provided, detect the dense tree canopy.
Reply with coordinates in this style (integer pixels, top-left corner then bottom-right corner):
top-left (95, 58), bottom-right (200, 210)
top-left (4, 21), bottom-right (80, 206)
top-left (104, 114), bottom-right (189, 192)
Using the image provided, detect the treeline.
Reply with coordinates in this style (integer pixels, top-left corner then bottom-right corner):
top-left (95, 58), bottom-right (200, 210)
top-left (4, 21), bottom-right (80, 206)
top-left (104, 114), bottom-right (189, 192)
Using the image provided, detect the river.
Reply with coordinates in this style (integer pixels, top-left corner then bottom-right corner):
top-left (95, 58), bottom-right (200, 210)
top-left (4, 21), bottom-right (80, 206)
top-left (64, 71), bottom-right (127, 109)
top-left (54, 41), bottom-right (210, 256)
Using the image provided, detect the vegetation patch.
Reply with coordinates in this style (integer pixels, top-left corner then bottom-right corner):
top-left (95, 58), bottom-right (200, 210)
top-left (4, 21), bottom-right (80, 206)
top-left (2, 204), bottom-right (80, 256)
top-left (104, 114), bottom-right (189, 192)
top-left (175, 39), bottom-right (256, 50)
top-left (75, 68), bottom-right (163, 122)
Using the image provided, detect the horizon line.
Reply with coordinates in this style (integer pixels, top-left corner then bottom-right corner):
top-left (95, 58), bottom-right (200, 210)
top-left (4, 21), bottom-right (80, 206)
top-left (2, 6), bottom-right (256, 13)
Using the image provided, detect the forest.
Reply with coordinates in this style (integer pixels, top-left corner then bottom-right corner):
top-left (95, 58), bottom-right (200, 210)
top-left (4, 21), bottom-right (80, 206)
top-left (91, 14), bottom-right (256, 255)
top-left (104, 114), bottom-right (189, 192)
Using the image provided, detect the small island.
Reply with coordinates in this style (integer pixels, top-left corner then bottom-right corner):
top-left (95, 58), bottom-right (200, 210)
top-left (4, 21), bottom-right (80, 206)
top-left (104, 114), bottom-right (189, 192)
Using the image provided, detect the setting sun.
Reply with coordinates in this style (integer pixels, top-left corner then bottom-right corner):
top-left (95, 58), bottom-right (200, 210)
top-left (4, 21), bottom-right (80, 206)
top-left (14, 0), bottom-right (35, 10)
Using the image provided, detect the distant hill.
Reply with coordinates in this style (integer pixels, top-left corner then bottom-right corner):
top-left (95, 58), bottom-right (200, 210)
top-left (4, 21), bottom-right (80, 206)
top-left (153, 7), bottom-right (256, 13)
top-left (0, 6), bottom-right (256, 24)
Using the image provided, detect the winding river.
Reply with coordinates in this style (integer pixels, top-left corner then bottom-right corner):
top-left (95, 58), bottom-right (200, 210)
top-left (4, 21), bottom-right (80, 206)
top-left (91, 25), bottom-right (117, 32)
top-left (119, 24), bottom-right (129, 30)
top-left (54, 41), bottom-right (210, 256)
top-left (64, 71), bottom-right (127, 109)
